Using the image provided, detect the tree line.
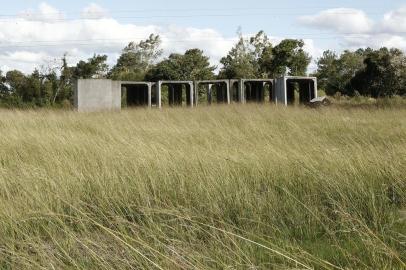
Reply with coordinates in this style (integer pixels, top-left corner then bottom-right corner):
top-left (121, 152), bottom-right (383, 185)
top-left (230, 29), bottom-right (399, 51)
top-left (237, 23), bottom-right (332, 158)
top-left (1, 31), bottom-right (405, 108)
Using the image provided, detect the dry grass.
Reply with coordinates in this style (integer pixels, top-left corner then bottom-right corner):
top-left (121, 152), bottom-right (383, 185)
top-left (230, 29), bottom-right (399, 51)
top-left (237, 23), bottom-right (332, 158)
top-left (0, 104), bottom-right (405, 269)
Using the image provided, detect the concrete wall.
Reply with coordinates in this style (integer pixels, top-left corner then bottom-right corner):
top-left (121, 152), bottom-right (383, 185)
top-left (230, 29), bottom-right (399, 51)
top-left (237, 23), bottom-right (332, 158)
top-left (74, 79), bottom-right (121, 112)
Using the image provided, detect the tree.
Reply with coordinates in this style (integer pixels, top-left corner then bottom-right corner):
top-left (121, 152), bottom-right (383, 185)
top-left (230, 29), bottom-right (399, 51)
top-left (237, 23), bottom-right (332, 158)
top-left (6, 70), bottom-right (26, 94)
top-left (314, 50), bottom-right (338, 92)
top-left (350, 48), bottom-right (406, 98)
top-left (73, 54), bottom-right (108, 79)
top-left (250, 31), bottom-right (273, 78)
top-left (109, 34), bottom-right (162, 80)
top-left (0, 71), bottom-right (8, 96)
top-left (146, 49), bottom-right (215, 81)
top-left (53, 54), bottom-right (74, 104)
top-left (219, 30), bottom-right (258, 79)
top-left (314, 49), bottom-right (365, 96)
top-left (219, 30), bottom-right (311, 79)
top-left (270, 39), bottom-right (311, 77)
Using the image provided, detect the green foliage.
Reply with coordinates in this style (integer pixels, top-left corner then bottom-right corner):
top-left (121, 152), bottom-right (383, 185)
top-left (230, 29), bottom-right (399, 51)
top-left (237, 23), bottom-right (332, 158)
top-left (0, 71), bottom-right (7, 93)
top-left (269, 39), bottom-right (311, 77)
top-left (53, 54), bottom-right (74, 104)
top-left (219, 30), bottom-right (258, 79)
top-left (109, 34), bottom-right (162, 80)
top-left (219, 30), bottom-right (311, 79)
top-left (315, 47), bottom-right (406, 97)
top-left (146, 48), bottom-right (215, 80)
top-left (4, 69), bottom-right (53, 107)
top-left (350, 48), bottom-right (406, 98)
top-left (73, 54), bottom-right (108, 79)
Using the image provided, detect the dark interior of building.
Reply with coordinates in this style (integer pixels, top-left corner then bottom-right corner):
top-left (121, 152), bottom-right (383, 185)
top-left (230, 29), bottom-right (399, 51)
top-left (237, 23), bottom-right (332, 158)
top-left (231, 82), bottom-right (240, 102)
top-left (286, 79), bottom-right (316, 104)
top-left (244, 81), bottom-right (273, 103)
top-left (165, 84), bottom-right (193, 106)
top-left (198, 82), bottom-right (228, 104)
top-left (122, 84), bottom-right (149, 107)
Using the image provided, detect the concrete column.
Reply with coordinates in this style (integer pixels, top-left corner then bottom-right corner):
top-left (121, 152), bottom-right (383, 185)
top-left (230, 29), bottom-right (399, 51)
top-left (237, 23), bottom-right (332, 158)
top-left (147, 83), bottom-right (152, 107)
top-left (157, 82), bottom-right (162, 108)
top-left (313, 79), bottom-right (318, 99)
top-left (239, 79), bottom-right (245, 104)
top-left (275, 78), bottom-right (287, 106)
top-left (283, 78), bottom-right (288, 106)
top-left (194, 82), bottom-right (199, 106)
top-left (226, 81), bottom-right (231, 104)
top-left (189, 82), bottom-right (194, 107)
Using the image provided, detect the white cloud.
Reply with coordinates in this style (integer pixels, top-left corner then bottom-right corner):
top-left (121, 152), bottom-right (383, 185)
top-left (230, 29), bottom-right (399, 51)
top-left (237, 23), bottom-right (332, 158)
top-left (380, 6), bottom-right (406, 33)
top-left (0, 3), bottom-right (239, 74)
top-left (81, 3), bottom-right (109, 19)
top-left (299, 6), bottom-right (406, 52)
top-left (299, 8), bottom-right (373, 34)
top-left (0, 2), bottom-right (325, 75)
top-left (18, 2), bottom-right (64, 22)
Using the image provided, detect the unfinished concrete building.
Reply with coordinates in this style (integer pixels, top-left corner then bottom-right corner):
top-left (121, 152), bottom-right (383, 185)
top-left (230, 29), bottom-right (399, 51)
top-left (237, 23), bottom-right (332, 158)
top-left (74, 77), bottom-right (317, 111)
top-left (228, 79), bottom-right (274, 103)
top-left (121, 81), bottom-right (153, 108)
top-left (194, 80), bottom-right (230, 105)
top-left (156, 81), bottom-right (194, 108)
top-left (275, 76), bottom-right (317, 105)
top-left (242, 79), bottom-right (274, 103)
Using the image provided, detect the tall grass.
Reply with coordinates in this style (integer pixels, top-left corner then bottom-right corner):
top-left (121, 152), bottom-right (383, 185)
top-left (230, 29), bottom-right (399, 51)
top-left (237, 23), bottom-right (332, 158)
top-left (0, 105), bottom-right (405, 269)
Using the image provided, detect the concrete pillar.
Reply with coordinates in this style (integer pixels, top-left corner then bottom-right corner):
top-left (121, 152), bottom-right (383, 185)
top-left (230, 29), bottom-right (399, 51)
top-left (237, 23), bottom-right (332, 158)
top-left (313, 79), bottom-right (318, 100)
top-left (275, 78), bottom-right (287, 106)
top-left (239, 79), bottom-right (245, 104)
top-left (226, 81), bottom-right (231, 104)
top-left (194, 82), bottom-right (199, 106)
top-left (157, 82), bottom-right (162, 108)
top-left (189, 82), bottom-right (194, 107)
top-left (148, 83), bottom-right (152, 107)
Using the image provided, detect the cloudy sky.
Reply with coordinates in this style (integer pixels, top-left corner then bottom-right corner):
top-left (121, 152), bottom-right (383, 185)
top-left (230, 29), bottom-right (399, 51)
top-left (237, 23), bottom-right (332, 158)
top-left (0, 0), bottom-right (405, 73)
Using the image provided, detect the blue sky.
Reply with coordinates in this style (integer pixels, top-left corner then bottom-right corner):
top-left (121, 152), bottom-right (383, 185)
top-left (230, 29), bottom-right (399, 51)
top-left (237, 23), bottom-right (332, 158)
top-left (1, 0), bottom-right (406, 72)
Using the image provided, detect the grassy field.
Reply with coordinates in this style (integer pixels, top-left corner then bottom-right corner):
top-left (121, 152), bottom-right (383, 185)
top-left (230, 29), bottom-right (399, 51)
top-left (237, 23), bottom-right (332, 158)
top-left (0, 104), bottom-right (405, 269)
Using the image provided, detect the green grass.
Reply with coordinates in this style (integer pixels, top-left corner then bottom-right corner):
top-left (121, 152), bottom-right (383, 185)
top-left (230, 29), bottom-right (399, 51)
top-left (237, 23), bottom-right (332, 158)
top-left (0, 105), bottom-right (405, 269)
